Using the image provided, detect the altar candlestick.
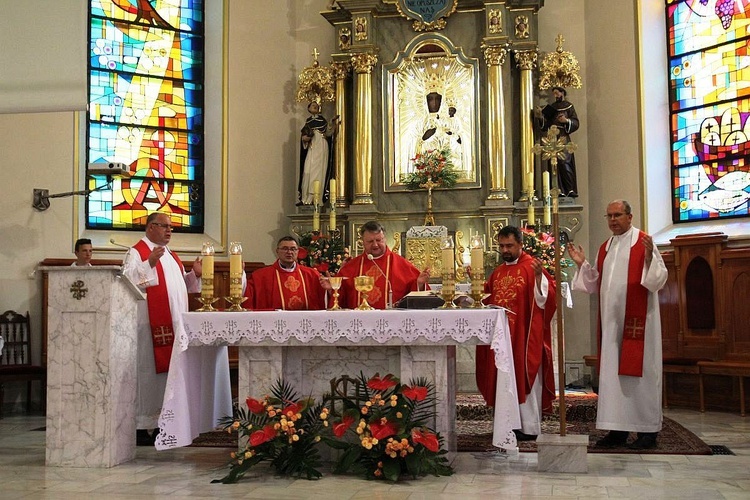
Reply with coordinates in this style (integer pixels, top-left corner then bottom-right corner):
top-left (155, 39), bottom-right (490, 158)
top-left (313, 211), bottom-right (320, 232)
top-left (329, 210), bottom-right (336, 232)
top-left (528, 203), bottom-right (535, 227)
top-left (542, 172), bottom-right (550, 197)
top-left (329, 178), bottom-right (336, 203)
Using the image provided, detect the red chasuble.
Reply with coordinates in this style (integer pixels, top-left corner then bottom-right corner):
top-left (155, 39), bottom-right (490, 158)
top-left (336, 248), bottom-right (422, 309)
top-left (596, 230), bottom-right (649, 377)
top-left (475, 252), bottom-right (557, 413)
top-left (244, 261), bottom-right (326, 310)
top-left (134, 240), bottom-right (183, 374)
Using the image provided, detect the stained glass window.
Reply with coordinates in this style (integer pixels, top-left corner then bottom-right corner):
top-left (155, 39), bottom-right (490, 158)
top-left (86, 0), bottom-right (204, 232)
top-left (667, 0), bottom-right (750, 222)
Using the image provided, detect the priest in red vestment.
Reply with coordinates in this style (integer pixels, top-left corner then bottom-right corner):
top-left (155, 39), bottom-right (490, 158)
top-left (244, 236), bottom-right (327, 310)
top-left (336, 221), bottom-right (430, 309)
top-left (123, 212), bottom-right (204, 445)
top-left (476, 225), bottom-right (556, 441)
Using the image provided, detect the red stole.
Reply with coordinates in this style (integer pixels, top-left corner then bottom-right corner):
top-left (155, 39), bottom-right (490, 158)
top-left (596, 230), bottom-right (649, 377)
top-left (134, 240), bottom-right (183, 374)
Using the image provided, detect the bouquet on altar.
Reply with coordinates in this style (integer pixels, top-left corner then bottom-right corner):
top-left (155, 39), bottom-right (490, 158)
top-left (322, 373), bottom-right (453, 482)
top-left (212, 380), bottom-right (328, 483)
top-left (521, 226), bottom-right (572, 278)
top-left (403, 147), bottom-right (459, 190)
top-left (297, 231), bottom-right (350, 275)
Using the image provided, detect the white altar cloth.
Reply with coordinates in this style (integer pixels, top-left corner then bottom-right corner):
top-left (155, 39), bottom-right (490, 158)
top-left (157, 308), bottom-right (520, 451)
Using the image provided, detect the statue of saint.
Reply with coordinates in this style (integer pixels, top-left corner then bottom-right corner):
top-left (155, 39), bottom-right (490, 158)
top-left (535, 86), bottom-right (580, 197)
top-left (298, 102), bottom-right (339, 205)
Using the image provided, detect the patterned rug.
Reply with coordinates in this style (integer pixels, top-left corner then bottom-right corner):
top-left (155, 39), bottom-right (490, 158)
top-left (455, 392), bottom-right (712, 455)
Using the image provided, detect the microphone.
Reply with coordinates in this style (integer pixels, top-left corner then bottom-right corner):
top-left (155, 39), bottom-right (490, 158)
top-left (109, 238), bottom-right (131, 250)
top-left (367, 253), bottom-right (393, 309)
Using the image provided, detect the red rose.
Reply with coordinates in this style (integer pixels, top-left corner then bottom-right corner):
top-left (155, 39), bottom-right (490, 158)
top-left (411, 428), bottom-right (440, 452)
top-left (332, 415), bottom-right (355, 438)
top-left (367, 373), bottom-right (398, 391)
top-left (249, 424), bottom-right (277, 447)
top-left (369, 420), bottom-right (399, 440)
top-left (401, 385), bottom-right (428, 401)
top-left (245, 397), bottom-right (265, 414)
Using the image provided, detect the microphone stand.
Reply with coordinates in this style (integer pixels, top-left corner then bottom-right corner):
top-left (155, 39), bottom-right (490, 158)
top-left (367, 254), bottom-right (392, 309)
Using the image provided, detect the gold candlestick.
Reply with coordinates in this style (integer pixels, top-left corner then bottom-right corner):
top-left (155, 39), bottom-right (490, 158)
top-left (470, 269), bottom-right (485, 309)
top-left (225, 241), bottom-right (246, 311)
top-left (439, 271), bottom-right (457, 309)
top-left (197, 242), bottom-right (218, 311)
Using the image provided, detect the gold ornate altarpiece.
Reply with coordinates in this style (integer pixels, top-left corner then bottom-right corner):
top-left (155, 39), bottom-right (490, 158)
top-left (288, 0), bottom-right (582, 276)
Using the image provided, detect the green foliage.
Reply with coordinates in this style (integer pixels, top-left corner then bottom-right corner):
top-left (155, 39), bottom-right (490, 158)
top-left (521, 227), bottom-right (573, 279)
top-left (297, 232), bottom-right (350, 275)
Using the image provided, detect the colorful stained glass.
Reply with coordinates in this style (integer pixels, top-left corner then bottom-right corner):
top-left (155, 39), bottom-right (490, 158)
top-left (668, 0), bottom-right (750, 222)
top-left (87, 0), bottom-right (204, 231)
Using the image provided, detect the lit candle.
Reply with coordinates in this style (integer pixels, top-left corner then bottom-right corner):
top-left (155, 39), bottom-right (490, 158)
top-left (470, 235), bottom-right (484, 271)
top-left (229, 241), bottom-right (243, 297)
top-left (312, 180), bottom-right (321, 205)
top-left (201, 242), bottom-right (214, 299)
top-left (313, 211), bottom-right (320, 232)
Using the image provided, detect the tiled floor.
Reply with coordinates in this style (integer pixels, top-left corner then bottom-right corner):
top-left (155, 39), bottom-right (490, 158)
top-left (1, 408), bottom-right (749, 499)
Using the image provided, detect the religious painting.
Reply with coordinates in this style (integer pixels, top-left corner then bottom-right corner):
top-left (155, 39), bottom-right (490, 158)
top-left (383, 34), bottom-right (480, 191)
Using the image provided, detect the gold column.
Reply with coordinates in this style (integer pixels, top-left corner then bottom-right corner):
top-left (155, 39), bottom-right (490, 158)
top-left (514, 50), bottom-right (537, 202)
top-left (331, 61), bottom-right (351, 207)
top-left (351, 52), bottom-right (378, 205)
top-left (483, 45), bottom-right (509, 201)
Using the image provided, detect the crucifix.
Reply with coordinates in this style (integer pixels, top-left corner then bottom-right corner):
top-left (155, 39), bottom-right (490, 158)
top-left (532, 124), bottom-right (577, 436)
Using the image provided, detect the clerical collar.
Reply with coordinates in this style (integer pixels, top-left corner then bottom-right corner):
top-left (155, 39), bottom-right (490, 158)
top-left (613, 226), bottom-right (634, 241)
top-left (277, 260), bottom-right (297, 272)
top-left (369, 252), bottom-right (386, 260)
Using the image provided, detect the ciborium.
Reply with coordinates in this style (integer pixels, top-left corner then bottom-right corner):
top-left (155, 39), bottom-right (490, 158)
top-left (328, 276), bottom-right (343, 310)
top-left (354, 275), bottom-right (375, 310)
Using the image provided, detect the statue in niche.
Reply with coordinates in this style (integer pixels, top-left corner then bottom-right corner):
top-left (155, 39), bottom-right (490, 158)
top-left (534, 86), bottom-right (580, 197)
top-left (298, 101), bottom-right (339, 205)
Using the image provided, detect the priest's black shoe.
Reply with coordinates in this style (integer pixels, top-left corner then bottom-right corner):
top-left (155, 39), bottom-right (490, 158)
top-left (628, 432), bottom-right (658, 450)
top-left (136, 428), bottom-right (159, 446)
top-left (595, 430), bottom-right (629, 448)
top-left (513, 430), bottom-right (538, 442)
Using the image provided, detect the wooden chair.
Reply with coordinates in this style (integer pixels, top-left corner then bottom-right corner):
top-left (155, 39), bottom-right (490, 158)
top-left (0, 310), bottom-right (46, 418)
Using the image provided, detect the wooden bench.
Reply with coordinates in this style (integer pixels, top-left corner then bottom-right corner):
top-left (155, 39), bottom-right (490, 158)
top-left (698, 361), bottom-right (750, 416)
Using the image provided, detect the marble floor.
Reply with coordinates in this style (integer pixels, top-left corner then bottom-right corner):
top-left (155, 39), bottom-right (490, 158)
top-left (2, 408), bottom-right (749, 499)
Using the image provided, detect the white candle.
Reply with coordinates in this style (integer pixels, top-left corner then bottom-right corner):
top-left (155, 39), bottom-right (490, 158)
top-left (471, 248), bottom-right (483, 271)
top-left (329, 209), bottom-right (336, 232)
top-left (543, 203), bottom-right (552, 226)
top-left (442, 248), bottom-right (454, 274)
top-left (528, 203), bottom-right (535, 227)
top-left (542, 172), bottom-right (550, 197)
top-left (312, 180), bottom-right (321, 205)
top-left (329, 178), bottom-right (336, 203)
top-left (229, 242), bottom-right (243, 297)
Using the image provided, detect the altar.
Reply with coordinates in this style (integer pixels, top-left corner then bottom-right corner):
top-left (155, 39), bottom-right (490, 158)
top-left (156, 308), bottom-right (520, 453)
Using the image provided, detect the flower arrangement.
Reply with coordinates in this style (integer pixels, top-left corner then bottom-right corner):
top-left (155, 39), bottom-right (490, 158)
top-left (212, 380), bottom-right (328, 484)
top-left (521, 226), bottom-right (572, 278)
top-left (403, 147), bottom-right (459, 190)
top-left (297, 231), bottom-right (350, 275)
top-left (322, 373), bottom-right (453, 481)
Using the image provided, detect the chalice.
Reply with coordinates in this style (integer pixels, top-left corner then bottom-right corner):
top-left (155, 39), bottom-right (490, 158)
top-left (354, 275), bottom-right (375, 310)
top-left (328, 276), bottom-right (343, 310)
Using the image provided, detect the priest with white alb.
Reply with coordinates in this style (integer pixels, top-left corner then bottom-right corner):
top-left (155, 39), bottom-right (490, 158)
top-left (568, 199), bottom-right (668, 450)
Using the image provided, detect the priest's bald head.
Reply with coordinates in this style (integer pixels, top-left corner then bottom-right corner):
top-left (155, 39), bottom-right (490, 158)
top-left (606, 200), bottom-right (633, 236)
